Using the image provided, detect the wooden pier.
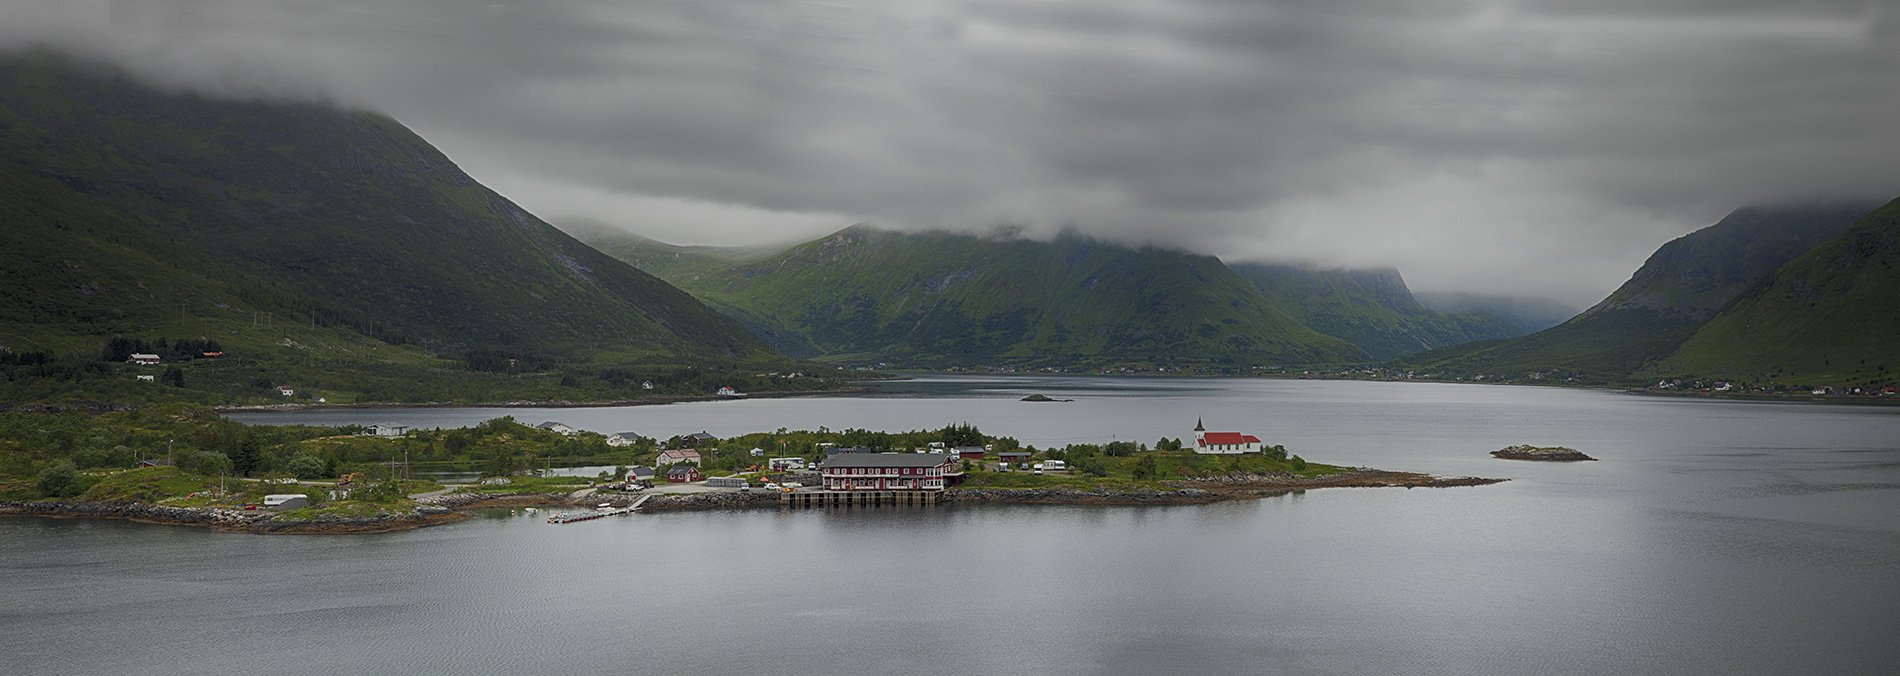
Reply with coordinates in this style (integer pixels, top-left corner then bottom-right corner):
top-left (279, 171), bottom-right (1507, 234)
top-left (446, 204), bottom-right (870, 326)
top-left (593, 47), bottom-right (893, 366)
top-left (546, 493), bottom-right (653, 524)
top-left (780, 489), bottom-right (942, 508)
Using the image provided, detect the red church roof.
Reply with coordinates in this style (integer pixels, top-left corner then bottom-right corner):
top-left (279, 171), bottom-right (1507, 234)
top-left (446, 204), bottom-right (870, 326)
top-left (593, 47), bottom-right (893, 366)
top-left (1198, 432), bottom-right (1260, 446)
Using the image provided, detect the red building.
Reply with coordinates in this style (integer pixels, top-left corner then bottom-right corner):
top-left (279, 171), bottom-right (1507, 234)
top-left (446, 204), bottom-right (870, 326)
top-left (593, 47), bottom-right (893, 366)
top-left (665, 466), bottom-right (703, 483)
top-left (820, 453), bottom-right (963, 492)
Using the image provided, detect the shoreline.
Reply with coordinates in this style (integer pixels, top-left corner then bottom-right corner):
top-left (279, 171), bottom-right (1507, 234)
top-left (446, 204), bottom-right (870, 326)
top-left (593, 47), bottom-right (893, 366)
top-left (211, 386), bottom-right (873, 413)
top-left (0, 470), bottom-right (1504, 534)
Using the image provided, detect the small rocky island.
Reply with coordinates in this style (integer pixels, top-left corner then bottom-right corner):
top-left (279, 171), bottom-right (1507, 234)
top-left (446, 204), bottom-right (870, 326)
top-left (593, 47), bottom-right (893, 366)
top-left (1491, 444), bottom-right (1597, 462)
top-left (1020, 393), bottom-right (1072, 402)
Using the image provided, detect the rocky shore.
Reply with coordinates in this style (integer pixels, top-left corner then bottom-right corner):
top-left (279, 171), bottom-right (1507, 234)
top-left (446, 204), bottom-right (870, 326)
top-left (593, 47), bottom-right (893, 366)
top-left (0, 500), bottom-right (467, 534)
top-left (4, 469), bottom-right (1506, 533)
top-left (1491, 445), bottom-right (1597, 462)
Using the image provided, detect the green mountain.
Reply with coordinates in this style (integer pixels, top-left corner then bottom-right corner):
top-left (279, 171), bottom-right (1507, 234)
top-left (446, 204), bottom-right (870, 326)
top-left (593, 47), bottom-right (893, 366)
top-left (583, 225), bottom-right (1364, 368)
top-left (0, 51), bottom-right (778, 403)
top-left (1227, 263), bottom-right (1534, 360)
top-left (1408, 202), bottom-right (1877, 381)
top-left (1411, 292), bottom-right (1576, 335)
top-left (1656, 197), bottom-right (1900, 386)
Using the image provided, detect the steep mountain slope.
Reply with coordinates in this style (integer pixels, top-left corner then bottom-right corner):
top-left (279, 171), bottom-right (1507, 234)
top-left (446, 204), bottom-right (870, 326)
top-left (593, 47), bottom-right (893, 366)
top-left (1228, 263), bottom-right (1531, 360)
top-left (1411, 292), bottom-right (1577, 334)
top-left (1408, 203), bottom-right (1876, 380)
top-left (585, 226), bottom-right (1364, 368)
top-left (0, 51), bottom-right (766, 363)
top-left (1657, 197), bottom-right (1900, 385)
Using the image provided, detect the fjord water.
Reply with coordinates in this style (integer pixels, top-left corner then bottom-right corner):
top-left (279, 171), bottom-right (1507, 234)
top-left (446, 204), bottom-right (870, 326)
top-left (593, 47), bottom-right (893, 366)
top-left (11, 378), bottom-right (1900, 675)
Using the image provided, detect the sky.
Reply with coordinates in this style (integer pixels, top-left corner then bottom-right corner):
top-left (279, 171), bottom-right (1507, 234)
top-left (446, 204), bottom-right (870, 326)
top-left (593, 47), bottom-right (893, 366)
top-left (5, 0), bottom-right (1897, 306)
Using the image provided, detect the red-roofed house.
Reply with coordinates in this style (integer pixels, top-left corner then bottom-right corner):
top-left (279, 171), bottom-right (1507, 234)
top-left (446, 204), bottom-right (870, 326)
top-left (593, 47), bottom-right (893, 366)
top-left (1193, 418), bottom-right (1262, 454)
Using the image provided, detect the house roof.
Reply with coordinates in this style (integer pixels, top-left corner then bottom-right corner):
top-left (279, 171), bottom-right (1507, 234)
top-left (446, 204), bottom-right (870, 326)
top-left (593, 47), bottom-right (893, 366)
top-left (997, 451), bottom-right (1031, 457)
top-left (535, 421), bottom-right (568, 429)
top-left (952, 446), bottom-right (986, 453)
top-left (689, 431), bottom-right (716, 439)
top-left (659, 449), bottom-right (701, 459)
top-left (611, 432), bottom-right (643, 439)
top-left (1198, 432), bottom-right (1261, 445)
top-left (666, 465), bottom-right (700, 476)
top-left (627, 466), bottom-right (655, 476)
top-left (821, 453), bottom-right (955, 469)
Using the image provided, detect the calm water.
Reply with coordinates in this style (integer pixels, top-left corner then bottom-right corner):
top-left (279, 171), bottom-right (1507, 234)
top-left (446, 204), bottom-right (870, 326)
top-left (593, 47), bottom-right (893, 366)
top-left (10, 377), bottom-right (1900, 675)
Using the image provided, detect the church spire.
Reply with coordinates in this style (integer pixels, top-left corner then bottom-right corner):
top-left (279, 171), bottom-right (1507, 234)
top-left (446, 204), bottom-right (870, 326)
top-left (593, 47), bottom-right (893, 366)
top-left (1194, 417), bottom-right (1205, 432)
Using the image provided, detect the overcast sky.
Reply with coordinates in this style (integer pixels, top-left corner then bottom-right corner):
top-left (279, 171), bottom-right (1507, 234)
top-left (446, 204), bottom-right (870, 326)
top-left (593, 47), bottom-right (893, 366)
top-left (7, 0), bottom-right (1897, 305)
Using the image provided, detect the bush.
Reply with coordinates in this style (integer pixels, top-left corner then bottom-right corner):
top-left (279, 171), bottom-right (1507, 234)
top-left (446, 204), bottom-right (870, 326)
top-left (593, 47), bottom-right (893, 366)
top-left (286, 455), bottom-right (328, 481)
top-left (36, 460), bottom-right (81, 498)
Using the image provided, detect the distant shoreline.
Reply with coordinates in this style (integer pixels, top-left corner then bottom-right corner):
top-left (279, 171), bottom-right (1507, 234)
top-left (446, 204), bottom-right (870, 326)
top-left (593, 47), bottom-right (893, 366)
top-left (0, 470), bottom-right (1504, 535)
top-left (211, 386), bottom-right (875, 414)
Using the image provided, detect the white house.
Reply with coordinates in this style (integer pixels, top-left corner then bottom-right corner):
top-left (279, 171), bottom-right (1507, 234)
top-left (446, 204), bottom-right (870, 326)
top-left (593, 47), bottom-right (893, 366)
top-left (606, 432), bottom-right (643, 447)
top-left (536, 421), bottom-right (576, 435)
top-left (749, 447), bottom-right (766, 457)
top-left (127, 353), bottom-right (161, 365)
top-left (136, 374), bottom-right (156, 382)
top-left (656, 449), bottom-right (702, 466)
top-left (276, 385), bottom-right (296, 397)
top-left (1192, 418), bottom-right (1263, 454)
top-left (768, 457), bottom-right (807, 471)
top-left (363, 424), bottom-right (408, 437)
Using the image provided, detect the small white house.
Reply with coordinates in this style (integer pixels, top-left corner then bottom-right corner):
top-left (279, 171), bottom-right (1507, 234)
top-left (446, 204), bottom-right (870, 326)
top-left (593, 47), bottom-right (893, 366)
top-left (363, 424), bottom-right (408, 437)
top-left (656, 449), bottom-right (701, 466)
top-left (127, 353), bottom-right (161, 365)
top-left (136, 374), bottom-right (156, 382)
top-left (536, 421), bottom-right (576, 435)
top-left (641, 380), bottom-right (655, 390)
top-left (749, 447), bottom-right (766, 457)
top-left (606, 432), bottom-right (643, 447)
top-left (768, 457), bottom-right (806, 471)
top-left (276, 386), bottom-right (296, 397)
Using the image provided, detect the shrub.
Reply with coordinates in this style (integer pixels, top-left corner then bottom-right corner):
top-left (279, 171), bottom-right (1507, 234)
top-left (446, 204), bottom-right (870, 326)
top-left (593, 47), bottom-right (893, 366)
top-left (36, 460), bottom-right (81, 498)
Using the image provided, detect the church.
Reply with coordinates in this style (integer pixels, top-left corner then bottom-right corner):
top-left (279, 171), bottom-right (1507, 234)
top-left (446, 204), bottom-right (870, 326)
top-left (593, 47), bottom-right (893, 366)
top-left (1192, 418), bottom-right (1263, 454)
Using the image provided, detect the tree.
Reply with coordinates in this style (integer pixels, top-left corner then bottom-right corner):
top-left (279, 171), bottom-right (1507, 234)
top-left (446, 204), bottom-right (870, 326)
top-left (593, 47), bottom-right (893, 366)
top-left (286, 454), bottom-right (328, 481)
top-left (161, 366), bottom-right (185, 387)
top-left (231, 436), bottom-right (261, 477)
top-left (1131, 455), bottom-right (1159, 480)
top-left (938, 422), bottom-right (984, 448)
top-left (37, 460), bottom-right (81, 498)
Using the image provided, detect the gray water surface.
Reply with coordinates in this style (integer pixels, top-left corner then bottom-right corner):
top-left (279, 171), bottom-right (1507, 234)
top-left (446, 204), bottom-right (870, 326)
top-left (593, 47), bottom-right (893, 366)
top-left (11, 377), bottom-right (1900, 675)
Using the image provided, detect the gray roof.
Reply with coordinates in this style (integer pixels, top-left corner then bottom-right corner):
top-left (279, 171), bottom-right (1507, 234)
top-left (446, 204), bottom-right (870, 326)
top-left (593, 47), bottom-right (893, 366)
top-left (821, 453), bottom-right (955, 469)
top-left (997, 451), bottom-right (1032, 457)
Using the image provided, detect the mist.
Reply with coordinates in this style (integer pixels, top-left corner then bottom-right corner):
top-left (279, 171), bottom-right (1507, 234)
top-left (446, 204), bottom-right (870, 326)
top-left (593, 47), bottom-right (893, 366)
top-left (6, 0), bottom-right (1896, 305)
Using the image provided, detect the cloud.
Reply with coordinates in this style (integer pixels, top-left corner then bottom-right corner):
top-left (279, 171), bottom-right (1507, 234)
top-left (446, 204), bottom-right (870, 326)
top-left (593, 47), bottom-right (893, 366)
top-left (6, 0), bottom-right (1896, 305)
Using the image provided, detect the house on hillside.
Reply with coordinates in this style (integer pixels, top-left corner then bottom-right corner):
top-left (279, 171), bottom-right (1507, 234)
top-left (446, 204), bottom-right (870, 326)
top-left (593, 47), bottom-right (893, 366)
top-left (996, 451), bottom-right (1032, 466)
top-left (136, 375), bottom-right (156, 382)
top-left (954, 446), bottom-right (986, 461)
top-left (666, 465), bottom-right (704, 483)
top-left (1192, 418), bottom-right (1262, 454)
top-left (128, 353), bottom-right (161, 365)
top-left (715, 386), bottom-right (746, 398)
top-left (607, 432), bottom-right (644, 447)
top-left (679, 431), bottom-right (718, 447)
top-left (768, 457), bottom-right (806, 471)
top-left (201, 351), bottom-right (225, 359)
top-left (656, 449), bottom-right (701, 467)
top-left (363, 424), bottom-right (408, 437)
top-left (275, 385), bottom-right (296, 397)
top-left (819, 453), bottom-right (963, 492)
top-left (536, 421), bottom-right (576, 435)
top-left (626, 466), bottom-right (656, 482)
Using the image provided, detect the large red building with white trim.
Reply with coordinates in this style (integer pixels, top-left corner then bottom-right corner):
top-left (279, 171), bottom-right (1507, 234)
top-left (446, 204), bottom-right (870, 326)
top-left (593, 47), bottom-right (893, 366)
top-left (819, 453), bottom-right (963, 491)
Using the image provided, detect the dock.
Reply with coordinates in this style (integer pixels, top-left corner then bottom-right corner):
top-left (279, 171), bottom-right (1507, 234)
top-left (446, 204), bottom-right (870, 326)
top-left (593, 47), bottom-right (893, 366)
top-left (780, 490), bottom-right (942, 508)
top-left (546, 493), bottom-right (653, 524)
